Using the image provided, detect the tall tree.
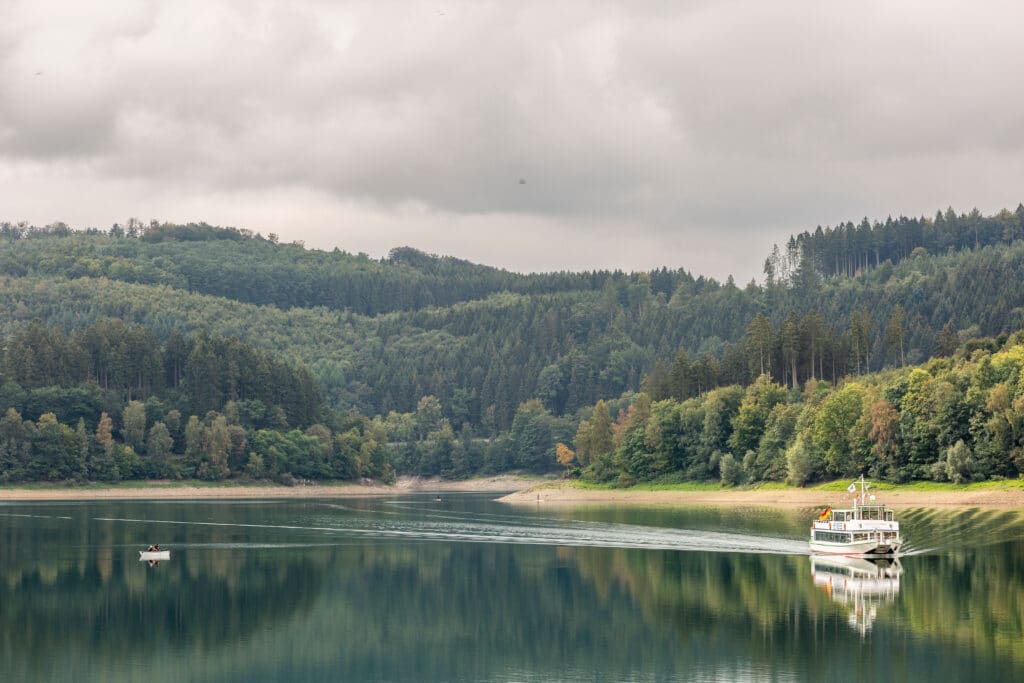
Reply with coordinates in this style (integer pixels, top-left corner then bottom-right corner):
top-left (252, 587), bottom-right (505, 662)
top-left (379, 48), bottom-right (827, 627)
top-left (781, 312), bottom-right (801, 389)
top-left (885, 305), bottom-right (907, 367)
top-left (121, 400), bottom-right (147, 454)
top-left (588, 400), bottom-right (614, 464)
top-left (745, 314), bottom-right (774, 378)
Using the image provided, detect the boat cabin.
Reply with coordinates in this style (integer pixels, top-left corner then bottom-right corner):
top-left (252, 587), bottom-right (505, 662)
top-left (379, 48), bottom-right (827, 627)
top-left (810, 478), bottom-right (902, 557)
top-left (829, 505), bottom-right (895, 523)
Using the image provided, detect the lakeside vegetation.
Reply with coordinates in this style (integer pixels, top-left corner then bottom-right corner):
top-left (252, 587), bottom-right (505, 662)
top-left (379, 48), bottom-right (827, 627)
top-left (3, 206), bottom-right (1024, 485)
top-left (568, 333), bottom-right (1024, 487)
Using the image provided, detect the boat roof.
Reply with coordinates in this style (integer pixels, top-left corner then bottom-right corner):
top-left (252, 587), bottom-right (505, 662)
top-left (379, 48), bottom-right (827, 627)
top-left (830, 503), bottom-right (893, 513)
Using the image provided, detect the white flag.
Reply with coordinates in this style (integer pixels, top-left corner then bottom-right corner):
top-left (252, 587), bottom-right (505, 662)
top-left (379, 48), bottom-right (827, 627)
top-left (847, 482), bottom-right (857, 493)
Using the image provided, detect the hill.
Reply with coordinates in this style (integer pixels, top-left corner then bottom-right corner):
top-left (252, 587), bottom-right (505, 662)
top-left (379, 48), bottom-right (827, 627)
top-left (2, 207), bottom-right (1024, 482)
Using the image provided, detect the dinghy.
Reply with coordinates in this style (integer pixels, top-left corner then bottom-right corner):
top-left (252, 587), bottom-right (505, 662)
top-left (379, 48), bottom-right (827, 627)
top-left (139, 550), bottom-right (170, 561)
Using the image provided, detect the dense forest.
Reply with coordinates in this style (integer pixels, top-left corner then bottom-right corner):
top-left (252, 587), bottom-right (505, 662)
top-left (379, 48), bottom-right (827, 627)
top-left (1, 205), bottom-right (1024, 483)
top-left (769, 205), bottom-right (1024, 279)
top-left (0, 321), bottom-right (388, 483)
top-left (565, 332), bottom-right (1024, 486)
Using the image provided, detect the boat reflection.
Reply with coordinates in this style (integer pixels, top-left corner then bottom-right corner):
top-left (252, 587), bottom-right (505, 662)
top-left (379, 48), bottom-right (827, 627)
top-left (810, 555), bottom-right (902, 635)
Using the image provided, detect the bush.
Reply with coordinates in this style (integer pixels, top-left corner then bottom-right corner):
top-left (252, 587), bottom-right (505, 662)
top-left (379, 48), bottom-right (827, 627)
top-left (614, 472), bottom-right (636, 488)
top-left (741, 449), bottom-right (757, 482)
top-left (945, 440), bottom-right (974, 484)
top-left (786, 436), bottom-right (812, 487)
top-left (719, 453), bottom-right (741, 487)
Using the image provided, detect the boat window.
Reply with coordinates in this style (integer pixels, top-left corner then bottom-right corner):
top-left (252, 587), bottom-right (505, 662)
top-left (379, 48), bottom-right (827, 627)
top-left (885, 510), bottom-right (893, 521)
top-left (833, 511), bottom-right (846, 522)
top-left (813, 531), bottom-right (852, 543)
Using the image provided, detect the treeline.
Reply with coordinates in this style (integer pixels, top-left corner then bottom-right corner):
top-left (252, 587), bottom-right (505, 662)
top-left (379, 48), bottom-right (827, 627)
top-left (0, 319), bottom-right (322, 427)
top-left (3, 208), bottom-right (1024, 436)
top-left (0, 222), bottom-right (692, 316)
top-left (563, 333), bottom-right (1024, 486)
top-left (769, 204), bottom-right (1024, 280)
top-left (646, 305), bottom-right (953, 400)
top-left (377, 395), bottom-right (583, 478)
top-left (0, 402), bottom-right (390, 484)
top-left (4, 238), bottom-right (1017, 431)
top-left (0, 321), bottom-right (394, 483)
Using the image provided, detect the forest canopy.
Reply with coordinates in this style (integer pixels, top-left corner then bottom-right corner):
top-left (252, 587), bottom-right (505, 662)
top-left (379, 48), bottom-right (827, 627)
top-left (2, 205), bottom-right (1024, 483)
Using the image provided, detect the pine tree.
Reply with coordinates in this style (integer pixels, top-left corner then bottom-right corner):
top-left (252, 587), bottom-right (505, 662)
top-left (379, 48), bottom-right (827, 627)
top-left (781, 312), bottom-right (801, 389)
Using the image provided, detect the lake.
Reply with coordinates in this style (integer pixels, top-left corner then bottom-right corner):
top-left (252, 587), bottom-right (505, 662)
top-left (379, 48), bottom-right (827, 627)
top-left (1, 494), bottom-right (1022, 682)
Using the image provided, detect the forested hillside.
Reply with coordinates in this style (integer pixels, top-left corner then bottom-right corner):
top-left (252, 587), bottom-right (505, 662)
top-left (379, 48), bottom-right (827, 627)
top-left (0, 221), bottom-right (656, 315)
top-left (0, 321), bottom-right (387, 484)
top-left (1, 206), bottom-right (1024, 482)
top-left (566, 332), bottom-right (1024, 486)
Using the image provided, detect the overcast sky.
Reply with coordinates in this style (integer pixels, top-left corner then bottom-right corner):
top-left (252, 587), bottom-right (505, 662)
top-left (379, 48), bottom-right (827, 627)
top-left (2, 1), bottom-right (1022, 281)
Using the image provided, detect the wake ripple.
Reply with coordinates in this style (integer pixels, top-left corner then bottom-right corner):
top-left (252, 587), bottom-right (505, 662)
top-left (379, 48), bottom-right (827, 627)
top-left (93, 515), bottom-right (808, 555)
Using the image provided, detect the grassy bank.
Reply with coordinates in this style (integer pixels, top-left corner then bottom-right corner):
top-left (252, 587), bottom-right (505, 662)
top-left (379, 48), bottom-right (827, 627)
top-left (499, 477), bottom-right (1024, 508)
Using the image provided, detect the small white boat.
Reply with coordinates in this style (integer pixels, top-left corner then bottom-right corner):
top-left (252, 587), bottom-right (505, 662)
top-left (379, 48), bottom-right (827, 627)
top-left (810, 476), bottom-right (902, 557)
top-left (139, 550), bottom-right (170, 561)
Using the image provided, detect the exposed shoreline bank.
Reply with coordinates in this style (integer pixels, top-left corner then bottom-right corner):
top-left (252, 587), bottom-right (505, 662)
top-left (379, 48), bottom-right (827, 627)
top-left (498, 482), bottom-right (1024, 508)
top-left (0, 475), bottom-right (544, 501)
top-left (3, 476), bottom-right (1023, 508)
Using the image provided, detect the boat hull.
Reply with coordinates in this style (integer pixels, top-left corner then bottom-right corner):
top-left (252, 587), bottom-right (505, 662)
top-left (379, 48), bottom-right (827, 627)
top-left (139, 551), bottom-right (170, 561)
top-left (809, 540), bottom-right (899, 558)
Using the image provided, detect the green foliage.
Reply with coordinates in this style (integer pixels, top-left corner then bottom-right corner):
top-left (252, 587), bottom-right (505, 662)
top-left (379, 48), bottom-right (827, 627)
top-left (785, 435), bottom-right (813, 486)
top-left (945, 440), bottom-right (975, 484)
top-left (729, 375), bottom-right (788, 456)
top-left (4, 207), bottom-right (1024, 484)
top-left (811, 384), bottom-right (865, 476)
top-left (719, 452), bottom-right (741, 486)
top-left (510, 399), bottom-right (556, 472)
top-left (579, 334), bottom-right (1024, 487)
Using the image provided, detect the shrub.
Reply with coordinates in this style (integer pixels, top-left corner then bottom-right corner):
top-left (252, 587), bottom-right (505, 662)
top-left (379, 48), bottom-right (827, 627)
top-left (719, 453), bottom-right (741, 487)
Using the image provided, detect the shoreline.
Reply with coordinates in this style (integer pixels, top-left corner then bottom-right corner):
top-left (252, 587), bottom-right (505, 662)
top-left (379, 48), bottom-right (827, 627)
top-left (498, 482), bottom-right (1024, 508)
top-left (0, 475), bottom-right (544, 501)
top-left (2, 476), bottom-right (1023, 508)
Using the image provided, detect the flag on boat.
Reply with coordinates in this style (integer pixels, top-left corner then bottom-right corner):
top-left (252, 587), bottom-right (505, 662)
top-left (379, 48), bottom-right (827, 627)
top-left (818, 507), bottom-right (831, 520)
top-left (847, 482), bottom-right (857, 493)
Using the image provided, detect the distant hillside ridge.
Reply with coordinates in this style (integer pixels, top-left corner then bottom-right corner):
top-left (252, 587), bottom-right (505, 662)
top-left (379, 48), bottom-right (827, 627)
top-left (768, 204), bottom-right (1024, 281)
top-left (2, 207), bottom-right (1024, 432)
top-left (0, 221), bottom-right (693, 315)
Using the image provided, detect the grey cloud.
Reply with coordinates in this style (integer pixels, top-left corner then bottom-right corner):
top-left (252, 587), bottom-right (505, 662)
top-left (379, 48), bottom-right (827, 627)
top-left (1, 0), bottom-right (1022, 281)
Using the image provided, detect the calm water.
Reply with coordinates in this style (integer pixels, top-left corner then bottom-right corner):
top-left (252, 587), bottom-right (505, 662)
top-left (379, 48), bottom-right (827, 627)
top-left (1, 495), bottom-right (1023, 682)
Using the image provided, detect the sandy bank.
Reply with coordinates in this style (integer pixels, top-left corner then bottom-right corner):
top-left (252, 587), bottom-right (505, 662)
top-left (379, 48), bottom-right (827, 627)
top-left (0, 475), bottom-right (543, 501)
top-left (498, 482), bottom-right (1024, 508)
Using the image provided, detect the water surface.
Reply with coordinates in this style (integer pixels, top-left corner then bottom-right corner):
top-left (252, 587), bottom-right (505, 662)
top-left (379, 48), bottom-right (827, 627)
top-left (1, 495), bottom-right (1022, 682)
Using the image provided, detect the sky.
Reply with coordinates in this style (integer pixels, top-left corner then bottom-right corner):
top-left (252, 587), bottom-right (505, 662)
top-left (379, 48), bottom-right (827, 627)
top-left (1, 0), bottom-right (1022, 281)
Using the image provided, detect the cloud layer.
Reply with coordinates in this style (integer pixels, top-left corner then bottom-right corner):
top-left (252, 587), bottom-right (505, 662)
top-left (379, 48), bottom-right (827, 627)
top-left (2, 0), bottom-right (1022, 279)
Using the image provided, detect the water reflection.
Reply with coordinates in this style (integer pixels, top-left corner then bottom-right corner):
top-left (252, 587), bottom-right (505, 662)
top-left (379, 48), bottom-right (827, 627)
top-left (810, 556), bottom-right (901, 635)
top-left (0, 498), bottom-right (1022, 682)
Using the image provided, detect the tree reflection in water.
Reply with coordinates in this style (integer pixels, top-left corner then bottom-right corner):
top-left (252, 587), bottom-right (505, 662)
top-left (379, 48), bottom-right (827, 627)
top-left (0, 499), bottom-right (1021, 682)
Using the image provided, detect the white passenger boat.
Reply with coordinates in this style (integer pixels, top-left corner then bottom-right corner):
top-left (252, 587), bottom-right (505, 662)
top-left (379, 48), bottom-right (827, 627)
top-left (139, 550), bottom-right (170, 561)
top-left (809, 476), bottom-right (902, 557)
